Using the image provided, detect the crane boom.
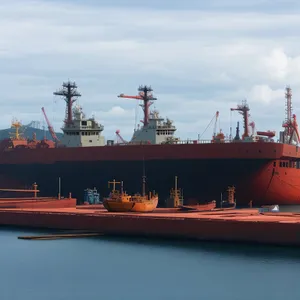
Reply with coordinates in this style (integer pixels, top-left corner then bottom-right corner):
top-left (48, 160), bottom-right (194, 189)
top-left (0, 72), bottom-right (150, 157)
top-left (118, 86), bottom-right (157, 126)
top-left (213, 111), bottom-right (219, 138)
top-left (118, 94), bottom-right (143, 100)
top-left (41, 107), bottom-right (59, 142)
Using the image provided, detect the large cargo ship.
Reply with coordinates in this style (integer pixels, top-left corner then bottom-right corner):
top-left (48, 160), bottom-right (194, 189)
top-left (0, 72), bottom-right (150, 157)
top-left (0, 82), bottom-right (300, 206)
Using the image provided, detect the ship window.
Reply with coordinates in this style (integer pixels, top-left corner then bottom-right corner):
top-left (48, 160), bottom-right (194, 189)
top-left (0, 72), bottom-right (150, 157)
top-left (89, 140), bottom-right (92, 143)
top-left (273, 161), bottom-right (276, 167)
top-left (76, 132), bottom-right (79, 135)
top-left (280, 162), bottom-right (283, 167)
top-left (82, 121), bottom-right (87, 126)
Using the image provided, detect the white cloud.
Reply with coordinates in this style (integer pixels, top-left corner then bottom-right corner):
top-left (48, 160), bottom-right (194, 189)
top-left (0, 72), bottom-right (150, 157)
top-left (249, 85), bottom-right (284, 104)
top-left (1, 0), bottom-right (300, 140)
top-left (263, 48), bottom-right (290, 80)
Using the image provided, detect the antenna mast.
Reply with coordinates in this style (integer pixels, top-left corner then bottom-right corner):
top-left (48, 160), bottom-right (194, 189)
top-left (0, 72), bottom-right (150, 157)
top-left (285, 86), bottom-right (292, 137)
top-left (282, 86), bottom-right (300, 144)
top-left (118, 85), bottom-right (157, 126)
top-left (53, 81), bottom-right (81, 126)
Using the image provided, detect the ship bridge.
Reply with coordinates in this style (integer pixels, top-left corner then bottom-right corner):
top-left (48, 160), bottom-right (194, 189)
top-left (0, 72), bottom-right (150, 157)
top-left (131, 110), bottom-right (178, 144)
top-left (61, 105), bottom-right (105, 147)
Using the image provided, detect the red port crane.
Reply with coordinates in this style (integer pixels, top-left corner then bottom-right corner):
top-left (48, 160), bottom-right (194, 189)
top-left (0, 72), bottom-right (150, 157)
top-left (115, 130), bottom-right (128, 144)
top-left (230, 100), bottom-right (250, 140)
top-left (118, 85), bottom-right (157, 126)
top-left (41, 107), bottom-right (60, 143)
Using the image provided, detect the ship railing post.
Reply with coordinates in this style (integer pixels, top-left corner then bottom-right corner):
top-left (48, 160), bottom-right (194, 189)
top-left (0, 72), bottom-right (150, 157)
top-left (58, 177), bottom-right (61, 200)
top-left (33, 182), bottom-right (38, 199)
top-left (220, 192), bottom-right (223, 208)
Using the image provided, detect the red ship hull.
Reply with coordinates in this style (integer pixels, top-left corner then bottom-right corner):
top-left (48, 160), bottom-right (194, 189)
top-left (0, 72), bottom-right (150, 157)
top-left (0, 142), bottom-right (300, 206)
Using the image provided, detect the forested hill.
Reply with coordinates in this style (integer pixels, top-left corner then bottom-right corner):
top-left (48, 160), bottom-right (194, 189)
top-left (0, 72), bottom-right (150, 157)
top-left (0, 126), bottom-right (63, 141)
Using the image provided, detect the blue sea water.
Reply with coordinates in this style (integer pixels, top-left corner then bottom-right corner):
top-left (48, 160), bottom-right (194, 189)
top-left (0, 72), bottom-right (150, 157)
top-left (0, 227), bottom-right (300, 300)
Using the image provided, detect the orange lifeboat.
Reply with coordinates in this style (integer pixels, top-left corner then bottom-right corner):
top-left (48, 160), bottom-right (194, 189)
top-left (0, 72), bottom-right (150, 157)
top-left (256, 131), bottom-right (276, 138)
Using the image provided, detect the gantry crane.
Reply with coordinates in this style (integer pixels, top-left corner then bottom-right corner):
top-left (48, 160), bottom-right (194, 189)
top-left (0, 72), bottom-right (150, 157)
top-left (118, 85), bottom-right (157, 126)
top-left (41, 107), bottom-right (60, 143)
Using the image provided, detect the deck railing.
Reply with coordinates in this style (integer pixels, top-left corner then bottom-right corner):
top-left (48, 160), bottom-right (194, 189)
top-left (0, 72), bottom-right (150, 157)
top-left (108, 138), bottom-right (279, 146)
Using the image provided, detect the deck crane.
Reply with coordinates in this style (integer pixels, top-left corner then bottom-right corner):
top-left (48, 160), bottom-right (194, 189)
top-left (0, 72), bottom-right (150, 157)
top-left (41, 107), bottom-right (60, 143)
top-left (212, 111), bottom-right (219, 139)
top-left (118, 85), bottom-right (157, 126)
top-left (230, 100), bottom-right (250, 140)
top-left (115, 130), bottom-right (128, 145)
top-left (198, 111), bottom-right (223, 142)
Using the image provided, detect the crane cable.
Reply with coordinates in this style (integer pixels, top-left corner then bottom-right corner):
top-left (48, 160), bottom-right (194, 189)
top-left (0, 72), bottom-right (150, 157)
top-left (198, 112), bottom-right (217, 140)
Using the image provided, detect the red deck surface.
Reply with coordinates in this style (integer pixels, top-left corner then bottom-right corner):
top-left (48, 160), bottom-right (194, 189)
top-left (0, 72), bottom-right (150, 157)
top-left (1, 206), bottom-right (300, 246)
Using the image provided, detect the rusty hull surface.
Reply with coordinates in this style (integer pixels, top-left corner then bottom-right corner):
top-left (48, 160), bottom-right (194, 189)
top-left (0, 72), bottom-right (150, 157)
top-left (1, 206), bottom-right (300, 246)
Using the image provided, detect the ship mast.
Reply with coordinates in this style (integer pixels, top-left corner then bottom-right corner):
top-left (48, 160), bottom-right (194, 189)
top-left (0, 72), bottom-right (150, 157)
top-left (285, 86), bottom-right (292, 137)
top-left (118, 85), bottom-right (157, 126)
top-left (53, 81), bottom-right (81, 126)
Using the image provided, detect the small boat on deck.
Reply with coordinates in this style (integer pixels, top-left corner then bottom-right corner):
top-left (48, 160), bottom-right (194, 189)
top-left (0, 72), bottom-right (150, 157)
top-left (165, 176), bottom-right (216, 211)
top-left (178, 201), bottom-right (216, 211)
top-left (103, 176), bottom-right (158, 213)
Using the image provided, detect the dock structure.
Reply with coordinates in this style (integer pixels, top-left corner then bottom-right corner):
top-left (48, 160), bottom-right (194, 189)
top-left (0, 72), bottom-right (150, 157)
top-left (1, 206), bottom-right (300, 246)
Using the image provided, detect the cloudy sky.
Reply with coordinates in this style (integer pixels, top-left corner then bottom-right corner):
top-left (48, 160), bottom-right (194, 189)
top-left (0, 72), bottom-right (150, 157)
top-left (0, 0), bottom-right (299, 141)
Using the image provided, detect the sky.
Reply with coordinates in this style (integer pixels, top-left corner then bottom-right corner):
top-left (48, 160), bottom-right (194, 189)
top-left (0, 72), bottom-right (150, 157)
top-left (0, 0), bottom-right (300, 141)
